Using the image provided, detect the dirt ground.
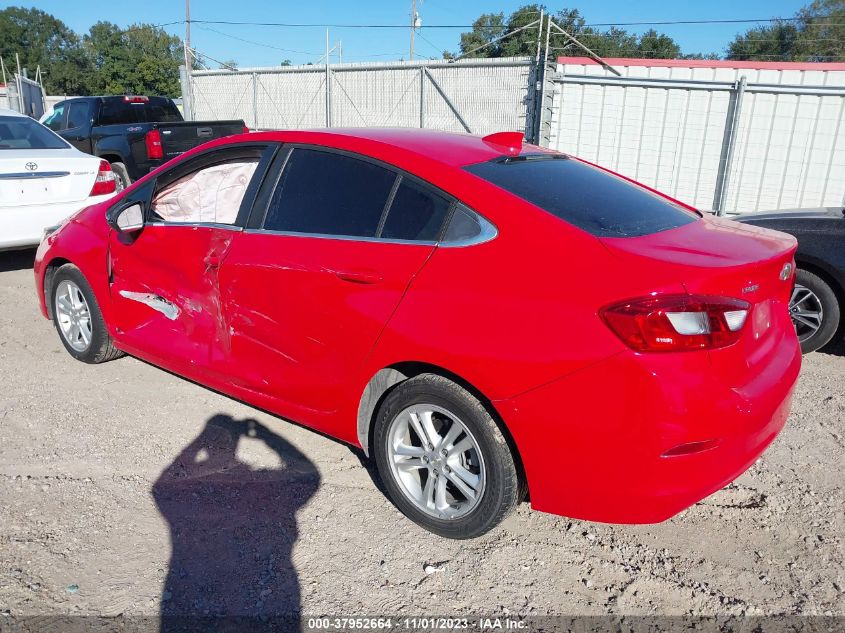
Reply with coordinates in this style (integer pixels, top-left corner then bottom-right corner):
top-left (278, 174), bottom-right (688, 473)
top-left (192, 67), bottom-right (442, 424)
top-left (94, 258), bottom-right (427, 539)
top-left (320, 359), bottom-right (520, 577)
top-left (0, 248), bottom-right (843, 627)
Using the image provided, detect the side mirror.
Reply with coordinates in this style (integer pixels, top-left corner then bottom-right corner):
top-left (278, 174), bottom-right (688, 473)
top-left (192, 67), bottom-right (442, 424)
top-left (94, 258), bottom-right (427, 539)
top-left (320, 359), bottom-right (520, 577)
top-left (108, 202), bottom-right (145, 234)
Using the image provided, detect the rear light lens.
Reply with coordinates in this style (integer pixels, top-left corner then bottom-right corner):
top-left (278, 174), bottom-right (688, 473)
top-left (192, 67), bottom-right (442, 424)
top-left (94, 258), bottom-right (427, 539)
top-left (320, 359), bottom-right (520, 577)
top-left (123, 95), bottom-right (150, 103)
top-left (242, 125), bottom-right (250, 134)
top-left (600, 294), bottom-right (751, 352)
top-left (89, 160), bottom-right (116, 196)
top-left (145, 129), bottom-right (164, 160)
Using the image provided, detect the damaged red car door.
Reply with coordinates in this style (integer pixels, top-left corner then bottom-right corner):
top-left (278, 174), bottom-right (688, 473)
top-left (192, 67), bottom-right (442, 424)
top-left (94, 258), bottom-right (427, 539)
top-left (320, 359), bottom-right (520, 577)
top-left (107, 146), bottom-right (268, 376)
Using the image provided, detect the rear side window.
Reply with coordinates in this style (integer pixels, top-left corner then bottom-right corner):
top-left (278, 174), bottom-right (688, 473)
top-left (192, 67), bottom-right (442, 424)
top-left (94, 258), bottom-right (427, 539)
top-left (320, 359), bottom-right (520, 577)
top-left (381, 178), bottom-right (451, 241)
top-left (66, 101), bottom-right (91, 129)
top-left (464, 155), bottom-right (697, 238)
top-left (264, 149), bottom-right (396, 237)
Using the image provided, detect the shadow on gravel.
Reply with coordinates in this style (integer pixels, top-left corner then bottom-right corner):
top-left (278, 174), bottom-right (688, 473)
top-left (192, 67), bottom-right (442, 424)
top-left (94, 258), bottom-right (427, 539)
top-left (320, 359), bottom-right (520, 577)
top-left (819, 336), bottom-right (845, 357)
top-left (152, 414), bottom-right (319, 632)
top-left (0, 248), bottom-right (36, 272)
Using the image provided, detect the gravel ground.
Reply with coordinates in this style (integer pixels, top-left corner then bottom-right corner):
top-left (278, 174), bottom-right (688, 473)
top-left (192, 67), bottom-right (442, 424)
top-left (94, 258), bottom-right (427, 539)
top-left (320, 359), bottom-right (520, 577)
top-left (0, 248), bottom-right (843, 626)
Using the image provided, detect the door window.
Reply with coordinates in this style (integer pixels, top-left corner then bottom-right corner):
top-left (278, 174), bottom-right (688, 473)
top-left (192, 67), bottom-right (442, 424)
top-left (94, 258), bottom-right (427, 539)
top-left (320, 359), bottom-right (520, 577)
top-left (42, 105), bottom-right (66, 131)
top-left (264, 148), bottom-right (396, 238)
top-left (66, 101), bottom-right (91, 129)
top-left (151, 159), bottom-right (260, 225)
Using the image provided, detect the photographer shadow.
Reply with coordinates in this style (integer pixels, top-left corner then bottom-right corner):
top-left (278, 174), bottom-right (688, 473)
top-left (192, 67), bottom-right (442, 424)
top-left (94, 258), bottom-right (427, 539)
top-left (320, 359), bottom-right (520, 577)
top-left (152, 414), bottom-right (320, 631)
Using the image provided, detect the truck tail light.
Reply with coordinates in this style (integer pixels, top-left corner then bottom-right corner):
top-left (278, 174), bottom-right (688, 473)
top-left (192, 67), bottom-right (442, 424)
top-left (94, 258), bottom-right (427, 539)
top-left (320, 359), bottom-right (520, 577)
top-left (89, 160), bottom-right (116, 196)
top-left (145, 129), bottom-right (164, 160)
top-left (600, 294), bottom-right (750, 352)
top-left (242, 125), bottom-right (250, 134)
top-left (124, 95), bottom-right (150, 103)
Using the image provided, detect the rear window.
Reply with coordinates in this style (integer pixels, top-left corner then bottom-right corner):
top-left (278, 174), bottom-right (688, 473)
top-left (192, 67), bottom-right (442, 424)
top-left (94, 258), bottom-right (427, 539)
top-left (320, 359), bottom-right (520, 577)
top-left (464, 155), bottom-right (697, 238)
top-left (97, 97), bottom-right (183, 125)
top-left (0, 115), bottom-right (69, 150)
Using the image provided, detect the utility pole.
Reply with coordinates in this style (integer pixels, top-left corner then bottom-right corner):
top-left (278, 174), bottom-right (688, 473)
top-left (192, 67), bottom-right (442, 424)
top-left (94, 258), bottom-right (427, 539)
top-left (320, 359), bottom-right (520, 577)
top-left (184, 0), bottom-right (191, 75)
top-left (410, 0), bottom-right (417, 61)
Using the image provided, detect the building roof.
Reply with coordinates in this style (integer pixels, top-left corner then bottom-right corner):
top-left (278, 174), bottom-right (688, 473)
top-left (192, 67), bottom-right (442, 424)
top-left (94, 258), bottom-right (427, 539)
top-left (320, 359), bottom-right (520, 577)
top-left (557, 56), bottom-right (845, 71)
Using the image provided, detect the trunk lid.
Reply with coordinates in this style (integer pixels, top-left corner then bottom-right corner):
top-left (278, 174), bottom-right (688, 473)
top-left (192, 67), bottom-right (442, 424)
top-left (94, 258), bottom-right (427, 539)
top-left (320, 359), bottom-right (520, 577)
top-left (600, 215), bottom-right (798, 387)
top-left (0, 149), bottom-right (99, 207)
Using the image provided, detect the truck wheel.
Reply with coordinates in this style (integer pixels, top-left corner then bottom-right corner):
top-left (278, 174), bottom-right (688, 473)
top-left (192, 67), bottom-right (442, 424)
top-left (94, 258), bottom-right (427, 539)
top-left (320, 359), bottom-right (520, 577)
top-left (110, 162), bottom-right (131, 192)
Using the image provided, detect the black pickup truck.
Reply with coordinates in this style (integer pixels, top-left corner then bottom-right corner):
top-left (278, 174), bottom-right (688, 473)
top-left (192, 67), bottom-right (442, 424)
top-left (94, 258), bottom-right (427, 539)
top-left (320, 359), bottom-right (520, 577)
top-left (42, 95), bottom-right (246, 189)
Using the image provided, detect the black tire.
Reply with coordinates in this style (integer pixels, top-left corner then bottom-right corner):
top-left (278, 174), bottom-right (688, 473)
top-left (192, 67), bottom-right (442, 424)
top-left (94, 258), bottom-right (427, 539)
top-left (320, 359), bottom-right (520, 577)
top-left (792, 269), bottom-right (840, 354)
top-left (373, 374), bottom-right (522, 539)
top-left (110, 161), bottom-right (131, 192)
top-left (49, 264), bottom-right (124, 364)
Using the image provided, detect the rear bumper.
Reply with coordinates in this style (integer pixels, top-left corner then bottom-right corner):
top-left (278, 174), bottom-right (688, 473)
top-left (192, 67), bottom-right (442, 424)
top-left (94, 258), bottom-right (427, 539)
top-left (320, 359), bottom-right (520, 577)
top-left (0, 195), bottom-right (113, 250)
top-left (497, 332), bottom-right (801, 524)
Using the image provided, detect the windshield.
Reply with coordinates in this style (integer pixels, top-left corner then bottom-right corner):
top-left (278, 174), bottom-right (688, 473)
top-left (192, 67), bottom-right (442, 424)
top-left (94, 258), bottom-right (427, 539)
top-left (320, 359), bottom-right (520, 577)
top-left (464, 155), bottom-right (698, 238)
top-left (0, 115), bottom-right (70, 150)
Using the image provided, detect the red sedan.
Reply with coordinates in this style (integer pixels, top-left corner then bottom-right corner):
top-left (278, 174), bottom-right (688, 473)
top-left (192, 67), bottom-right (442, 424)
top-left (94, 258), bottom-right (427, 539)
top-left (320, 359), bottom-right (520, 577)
top-left (34, 129), bottom-right (801, 538)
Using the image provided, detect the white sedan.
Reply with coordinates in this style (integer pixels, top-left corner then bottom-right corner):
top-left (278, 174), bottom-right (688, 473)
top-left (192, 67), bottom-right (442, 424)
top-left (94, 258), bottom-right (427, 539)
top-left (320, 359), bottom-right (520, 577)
top-left (0, 108), bottom-right (116, 250)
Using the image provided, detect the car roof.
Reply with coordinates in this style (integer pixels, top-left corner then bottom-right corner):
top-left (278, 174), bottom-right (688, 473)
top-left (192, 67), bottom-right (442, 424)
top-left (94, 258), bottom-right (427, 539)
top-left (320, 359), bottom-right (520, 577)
top-left (0, 108), bottom-right (28, 118)
top-left (243, 128), bottom-right (552, 168)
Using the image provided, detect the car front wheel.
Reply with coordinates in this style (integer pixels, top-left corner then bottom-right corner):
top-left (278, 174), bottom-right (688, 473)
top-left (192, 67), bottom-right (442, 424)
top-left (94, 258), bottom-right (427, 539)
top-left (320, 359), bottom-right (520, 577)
top-left (790, 268), bottom-right (840, 354)
top-left (50, 264), bottom-right (124, 363)
top-left (373, 374), bottom-right (523, 539)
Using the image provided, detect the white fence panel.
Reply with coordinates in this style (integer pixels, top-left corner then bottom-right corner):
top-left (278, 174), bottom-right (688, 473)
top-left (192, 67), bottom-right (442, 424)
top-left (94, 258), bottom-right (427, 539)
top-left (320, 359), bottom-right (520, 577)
top-left (550, 59), bottom-right (845, 213)
top-left (188, 58), bottom-right (533, 137)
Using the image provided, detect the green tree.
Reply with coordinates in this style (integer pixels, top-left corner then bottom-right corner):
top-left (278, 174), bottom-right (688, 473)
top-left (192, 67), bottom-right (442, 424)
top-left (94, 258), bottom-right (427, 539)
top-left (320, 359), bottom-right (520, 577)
top-left (0, 6), bottom-right (94, 94)
top-left (455, 5), bottom-right (685, 60)
top-left (794, 0), bottom-right (845, 61)
top-left (458, 12), bottom-right (507, 58)
top-left (727, 0), bottom-right (845, 62)
top-left (84, 21), bottom-right (183, 96)
top-left (726, 22), bottom-right (800, 61)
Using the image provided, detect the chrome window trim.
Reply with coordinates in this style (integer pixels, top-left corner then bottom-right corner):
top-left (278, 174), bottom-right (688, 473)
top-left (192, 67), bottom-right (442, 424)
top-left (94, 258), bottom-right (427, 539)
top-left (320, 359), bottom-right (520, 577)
top-left (439, 207), bottom-right (499, 248)
top-left (243, 227), bottom-right (436, 246)
top-left (145, 221), bottom-right (244, 232)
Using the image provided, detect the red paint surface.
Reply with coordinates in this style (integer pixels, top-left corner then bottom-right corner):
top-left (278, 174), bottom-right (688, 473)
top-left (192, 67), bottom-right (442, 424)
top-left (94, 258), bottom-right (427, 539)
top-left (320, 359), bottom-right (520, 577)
top-left (34, 128), bottom-right (801, 524)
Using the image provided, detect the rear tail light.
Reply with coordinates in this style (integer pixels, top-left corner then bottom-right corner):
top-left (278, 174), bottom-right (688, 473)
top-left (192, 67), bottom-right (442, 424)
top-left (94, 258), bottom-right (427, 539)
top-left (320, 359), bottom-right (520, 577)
top-left (600, 294), bottom-right (751, 352)
top-left (145, 129), bottom-right (164, 160)
top-left (242, 125), bottom-right (250, 134)
top-left (89, 160), bottom-right (116, 196)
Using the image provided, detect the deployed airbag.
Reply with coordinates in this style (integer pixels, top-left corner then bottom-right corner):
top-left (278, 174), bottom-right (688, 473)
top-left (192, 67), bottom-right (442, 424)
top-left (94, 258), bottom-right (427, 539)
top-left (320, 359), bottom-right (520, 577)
top-left (152, 160), bottom-right (259, 224)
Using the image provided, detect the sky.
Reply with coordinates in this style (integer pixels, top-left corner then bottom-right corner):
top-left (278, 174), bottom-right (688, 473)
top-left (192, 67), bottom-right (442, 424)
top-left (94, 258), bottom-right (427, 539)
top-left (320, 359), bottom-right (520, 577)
top-left (18, 0), bottom-right (809, 67)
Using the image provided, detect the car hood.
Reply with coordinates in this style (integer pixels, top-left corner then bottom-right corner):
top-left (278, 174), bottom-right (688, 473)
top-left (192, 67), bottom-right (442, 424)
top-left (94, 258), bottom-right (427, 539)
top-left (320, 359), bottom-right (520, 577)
top-left (734, 207), bottom-right (845, 222)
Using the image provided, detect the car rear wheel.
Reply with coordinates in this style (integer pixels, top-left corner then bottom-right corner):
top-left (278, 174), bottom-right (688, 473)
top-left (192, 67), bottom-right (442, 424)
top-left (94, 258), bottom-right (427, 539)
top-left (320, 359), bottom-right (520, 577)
top-left (110, 162), bottom-right (131, 192)
top-left (373, 374), bottom-right (522, 539)
top-left (51, 265), bottom-right (124, 364)
top-left (790, 268), bottom-right (840, 354)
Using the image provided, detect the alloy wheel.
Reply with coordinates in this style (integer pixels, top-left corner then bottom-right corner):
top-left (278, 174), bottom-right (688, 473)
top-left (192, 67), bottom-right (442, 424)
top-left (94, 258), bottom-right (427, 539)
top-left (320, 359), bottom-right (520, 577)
top-left (790, 283), bottom-right (824, 343)
top-left (55, 280), bottom-right (92, 352)
top-left (386, 404), bottom-right (486, 520)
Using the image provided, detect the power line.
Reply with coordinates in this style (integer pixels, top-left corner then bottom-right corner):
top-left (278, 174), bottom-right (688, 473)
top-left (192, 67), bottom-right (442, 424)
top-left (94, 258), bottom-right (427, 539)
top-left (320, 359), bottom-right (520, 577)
top-left (186, 17), bottom-right (845, 29)
top-left (196, 24), bottom-right (321, 56)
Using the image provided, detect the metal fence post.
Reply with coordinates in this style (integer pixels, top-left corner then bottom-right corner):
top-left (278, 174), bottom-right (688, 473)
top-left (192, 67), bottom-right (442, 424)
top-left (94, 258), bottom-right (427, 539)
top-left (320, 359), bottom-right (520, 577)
top-left (179, 65), bottom-right (193, 121)
top-left (419, 66), bottom-right (425, 128)
top-left (712, 76), bottom-right (747, 215)
top-left (252, 72), bottom-right (258, 130)
top-left (325, 35), bottom-right (333, 127)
